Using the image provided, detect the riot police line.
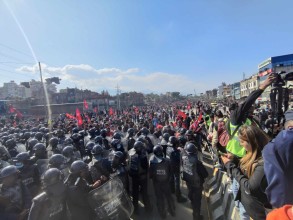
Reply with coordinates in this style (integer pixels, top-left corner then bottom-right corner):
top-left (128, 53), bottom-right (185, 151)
top-left (0, 114), bottom-right (209, 220)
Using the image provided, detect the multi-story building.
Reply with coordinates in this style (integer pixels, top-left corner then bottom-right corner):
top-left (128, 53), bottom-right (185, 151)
top-left (240, 74), bottom-right (259, 99)
top-left (222, 85), bottom-right (232, 98)
top-left (231, 82), bottom-right (241, 100)
top-left (258, 54), bottom-right (293, 102)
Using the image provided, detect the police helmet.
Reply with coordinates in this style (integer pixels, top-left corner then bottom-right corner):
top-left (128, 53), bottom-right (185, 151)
top-left (42, 168), bottom-right (64, 188)
top-left (184, 143), bottom-right (197, 155)
top-left (94, 136), bottom-right (103, 145)
top-left (112, 132), bottom-right (121, 140)
top-left (100, 129), bottom-right (107, 138)
top-left (64, 138), bottom-right (73, 146)
top-left (179, 128), bottom-right (187, 136)
top-left (71, 133), bottom-right (80, 142)
top-left (49, 137), bottom-right (59, 148)
top-left (33, 143), bottom-right (46, 155)
top-left (153, 145), bottom-right (163, 158)
top-left (127, 128), bottom-right (135, 136)
top-left (0, 165), bottom-right (19, 179)
top-left (48, 154), bottom-right (67, 170)
top-left (62, 146), bottom-right (74, 158)
top-left (162, 133), bottom-right (170, 142)
top-left (69, 160), bottom-right (88, 174)
top-left (91, 144), bottom-right (104, 155)
top-left (85, 141), bottom-right (95, 151)
top-left (35, 132), bottom-right (43, 141)
top-left (27, 139), bottom-right (39, 151)
top-left (185, 130), bottom-right (194, 136)
top-left (141, 127), bottom-right (149, 136)
top-left (16, 152), bottom-right (30, 162)
top-left (5, 139), bottom-right (16, 149)
top-left (133, 141), bottom-right (144, 152)
top-left (168, 136), bottom-right (178, 146)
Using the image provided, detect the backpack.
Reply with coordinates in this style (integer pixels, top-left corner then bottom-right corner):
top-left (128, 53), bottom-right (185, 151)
top-left (217, 121), bottom-right (230, 147)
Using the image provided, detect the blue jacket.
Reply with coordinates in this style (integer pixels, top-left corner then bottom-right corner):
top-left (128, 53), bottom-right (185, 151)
top-left (262, 128), bottom-right (293, 208)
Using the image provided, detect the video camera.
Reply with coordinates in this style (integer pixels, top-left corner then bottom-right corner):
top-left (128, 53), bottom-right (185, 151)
top-left (272, 71), bottom-right (293, 88)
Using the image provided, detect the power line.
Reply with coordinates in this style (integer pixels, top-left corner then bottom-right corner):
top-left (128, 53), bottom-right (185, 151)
top-left (0, 43), bottom-right (34, 59)
top-left (0, 51), bottom-right (34, 64)
top-left (0, 67), bottom-right (36, 78)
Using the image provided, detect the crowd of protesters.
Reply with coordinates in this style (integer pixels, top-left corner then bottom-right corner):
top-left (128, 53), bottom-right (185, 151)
top-left (0, 73), bottom-right (292, 220)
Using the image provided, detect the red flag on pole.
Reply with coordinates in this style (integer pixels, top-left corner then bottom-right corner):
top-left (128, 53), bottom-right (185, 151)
top-left (177, 110), bottom-right (187, 119)
top-left (9, 105), bottom-right (16, 113)
top-left (83, 99), bottom-right (89, 109)
top-left (76, 108), bottom-right (83, 127)
top-left (93, 107), bottom-right (98, 113)
top-left (66, 113), bottom-right (76, 119)
top-left (109, 107), bottom-right (114, 116)
top-left (187, 101), bottom-right (191, 110)
top-left (15, 110), bottom-right (23, 119)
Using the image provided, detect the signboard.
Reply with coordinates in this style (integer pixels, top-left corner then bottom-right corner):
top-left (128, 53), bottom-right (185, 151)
top-left (258, 58), bottom-right (271, 69)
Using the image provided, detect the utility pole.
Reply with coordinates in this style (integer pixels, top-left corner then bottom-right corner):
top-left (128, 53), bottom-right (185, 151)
top-left (38, 62), bottom-right (47, 118)
top-left (116, 84), bottom-right (121, 110)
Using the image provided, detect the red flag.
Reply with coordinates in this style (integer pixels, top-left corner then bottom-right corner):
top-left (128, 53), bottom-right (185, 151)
top-left (134, 106), bottom-right (139, 114)
top-left (83, 99), bottom-right (89, 109)
top-left (9, 105), bottom-right (16, 113)
top-left (197, 111), bottom-right (203, 123)
top-left (187, 101), bottom-right (191, 110)
top-left (177, 110), bottom-right (187, 119)
top-left (93, 107), bottom-right (98, 113)
top-left (15, 110), bottom-right (23, 119)
top-left (76, 108), bottom-right (83, 127)
top-left (66, 113), bottom-right (76, 119)
top-left (109, 107), bottom-right (114, 116)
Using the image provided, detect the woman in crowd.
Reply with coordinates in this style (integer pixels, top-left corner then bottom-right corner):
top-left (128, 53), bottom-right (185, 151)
top-left (221, 125), bottom-right (272, 220)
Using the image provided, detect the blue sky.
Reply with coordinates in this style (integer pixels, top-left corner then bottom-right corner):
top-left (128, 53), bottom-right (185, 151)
top-left (1, 0), bottom-right (293, 94)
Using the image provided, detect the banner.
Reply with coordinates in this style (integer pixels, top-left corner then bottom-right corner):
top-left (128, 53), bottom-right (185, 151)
top-left (177, 110), bottom-right (187, 119)
top-left (76, 108), bottom-right (83, 127)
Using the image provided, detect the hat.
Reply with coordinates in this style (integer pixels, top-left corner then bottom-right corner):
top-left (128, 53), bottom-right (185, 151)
top-left (284, 109), bottom-right (293, 121)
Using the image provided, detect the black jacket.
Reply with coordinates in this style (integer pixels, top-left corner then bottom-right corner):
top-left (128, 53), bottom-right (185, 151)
top-left (230, 89), bottom-right (263, 126)
top-left (225, 159), bottom-right (271, 220)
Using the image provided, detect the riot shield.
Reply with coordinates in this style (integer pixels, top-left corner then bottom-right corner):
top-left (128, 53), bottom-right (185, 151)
top-left (16, 143), bottom-right (26, 153)
top-left (88, 178), bottom-right (133, 220)
top-left (36, 159), bottom-right (49, 176)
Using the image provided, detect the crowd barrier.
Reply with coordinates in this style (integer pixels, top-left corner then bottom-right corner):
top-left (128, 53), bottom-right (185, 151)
top-left (205, 168), bottom-right (241, 220)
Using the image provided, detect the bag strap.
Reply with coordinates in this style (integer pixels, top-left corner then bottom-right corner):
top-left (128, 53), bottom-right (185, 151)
top-left (229, 123), bottom-right (241, 140)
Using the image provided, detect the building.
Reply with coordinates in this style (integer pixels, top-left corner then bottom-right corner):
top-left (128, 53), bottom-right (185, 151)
top-left (231, 82), bottom-right (240, 100)
top-left (222, 84), bottom-right (232, 98)
top-left (217, 83), bottom-right (225, 99)
top-left (240, 74), bottom-right (259, 99)
top-left (258, 54), bottom-right (293, 102)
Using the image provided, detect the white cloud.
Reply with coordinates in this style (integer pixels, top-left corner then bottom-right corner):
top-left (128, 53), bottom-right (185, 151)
top-left (16, 63), bottom-right (206, 94)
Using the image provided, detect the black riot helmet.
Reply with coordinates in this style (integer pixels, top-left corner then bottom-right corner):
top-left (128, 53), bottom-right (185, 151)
top-left (91, 144), bottom-right (104, 156)
top-left (27, 138), bottom-right (39, 151)
top-left (168, 136), bottom-right (178, 147)
top-left (42, 168), bottom-right (64, 189)
top-left (100, 129), bottom-right (107, 138)
top-left (5, 139), bottom-right (16, 149)
top-left (69, 160), bottom-right (88, 175)
top-left (0, 165), bottom-right (19, 179)
top-left (23, 132), bottom-right (31, 140)
top-left (72, 127), bottom-right (79, 134)
top-left (88, 128), bottom-right (96, 137)
top-left (112, 132), bottom-right (121, 140)
top-left (64, 138), bottom-right (73, 146)
top-left (94, 135), bottom-right (103, 145)
top-left (16, 152), bottom-right (30, 163)
top-left (162, 133), bottom-right (170, 142)
top-left (184, 143), bottom-right (197, 155)
top-left (133, 141), bottom-right (144, 153)
top-left (179, 128), bottom-right (187, 136)
top-left (71, 133), bottom-right (80, 142)
top-left (62, 146), bottom-right (75, 159)
top-left (35, 132), bottom-right (43, 141)
top-left (140, 127), bottom-right (149, 136)
top-left (178, 136), bottom-right (187, 147)
top-left (33, 143), bottom-right (47, 158)
top-left (48, 154), bottom-right (67, 170)
top-left (49, 137), bottom-right (59, 148)
top-left (85, 141), bottom-right (95, 151)
top-left (111, 139), bottom-right (123, 152)
top-left (153, 145), bottom-right (163, 158)
top-left (127, 128), bottom-right (135, 137)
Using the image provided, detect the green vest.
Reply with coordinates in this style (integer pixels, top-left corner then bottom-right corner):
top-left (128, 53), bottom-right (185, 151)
top-left (226, 119), bottom-right (251, 158)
